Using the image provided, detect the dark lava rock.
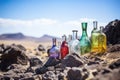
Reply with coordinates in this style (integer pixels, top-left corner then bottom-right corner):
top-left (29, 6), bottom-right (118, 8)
top-left (0, 44), bottom-right (28, 71)
top-left (103, 19), bottom-right (120, 45)
top-left (44, 57), bottom-right (61, 67)
top-left (35, 57), bottom-right (61, 74)
top-left (29, 57), bottom-right (43, 67)
top-left (109, 59), bottom-right (120, 69)
top-left (35, 66), bottom-right (48, 74)
top-left (38, 44), bottom-right (45, 51)
top-left (67, 67), bottom-right (88, 80)
top-left (61, 53), bottom-right (84, 67)
top-left (107, 44), bottom-right (120, 52)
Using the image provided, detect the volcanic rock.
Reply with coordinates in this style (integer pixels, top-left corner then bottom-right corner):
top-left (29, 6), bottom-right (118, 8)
top-left (29, 57), bottom-right (43, 67)
top-left (103, 19), bottom-right (120, 45)
top-left (35, 66), bottom-right (48, 74)
top-left (67, 67), bottom-right (89, 80)
top-left (61, 53), bottom-right (85, 67)
top-left (44, 57), bottom-right (61, 67)
top-left (0, 44), bottom-right (28, 71)
top-left (38, 44), bottom-right (45, 51)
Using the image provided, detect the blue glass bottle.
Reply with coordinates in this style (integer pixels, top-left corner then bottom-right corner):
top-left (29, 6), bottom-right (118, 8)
top-left (49, 38), bottom-right (60, 59)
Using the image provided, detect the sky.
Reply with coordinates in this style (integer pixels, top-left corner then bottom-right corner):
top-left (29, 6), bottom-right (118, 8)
top-left (0, 0), bottom-right (120, 38)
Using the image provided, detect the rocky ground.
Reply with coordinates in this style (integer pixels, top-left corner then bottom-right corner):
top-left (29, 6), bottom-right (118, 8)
top-left (0, 43), bottom-right (120, 80)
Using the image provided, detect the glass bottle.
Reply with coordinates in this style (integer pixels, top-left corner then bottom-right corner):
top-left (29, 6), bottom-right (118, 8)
top-left (91, 21), bottom-right (100, 53)
top-left (80, 22), bottom-right (91, 54)
top-left (49, 38), bottom-right (60, 59)
top-left (98, 26), bottom-right (107, 53)
top-left (60, 35), bottom-right (69, 59)
top-left (68, 35), bottom-right (72, 43)
top-left (69, 30), bottom-right (80, 54)
top-left (68, 35), bottom-right (72, 54)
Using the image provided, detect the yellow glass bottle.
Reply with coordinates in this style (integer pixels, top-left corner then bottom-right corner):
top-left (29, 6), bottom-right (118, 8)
top-left (91, 21), bottom-right (99, 53)
top-left (98, 26), bottom-right (107, 53)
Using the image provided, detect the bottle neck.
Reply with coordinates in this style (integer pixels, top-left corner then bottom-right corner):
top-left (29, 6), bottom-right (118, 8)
top-left (62, 35), bottom-right (67, 46)
top-left (81, 22), bottom-right (88, 37)
top-left (100, 26), bottom-right (104, 33)
top-left (93, 21), bottom-right (97, 30)
top-left (68, 35), bottom-right (72, 42)
top-left (52, 38), bottom-right (56, 47)
top-left (72, 30), bottom-right (78, 40)
top-left (82, 30), bottom-right (87, 37)
top-left (62, 35), bottom-right (67, 42)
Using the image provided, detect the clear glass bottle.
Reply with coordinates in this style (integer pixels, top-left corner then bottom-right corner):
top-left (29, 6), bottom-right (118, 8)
top-left (98, 26), bottom-right (107, 53)
top-left (91, 21), bottom-right (100, 53)
top-left (68, 35), bottom-right (72, 54)
top-left (49, 38), bottom-right (60, 59)
top-left (69, 30), bottom-right (80, 54)
top-left (60, 35), bottom-right (69, 59)
top-left (80, 22), bottom-right (91, 54)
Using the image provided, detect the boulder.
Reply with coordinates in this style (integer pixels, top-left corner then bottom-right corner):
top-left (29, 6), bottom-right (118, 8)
top-left (61, 53), bottom-right (84, 67)
top-left (67, 67), bottom-right (89, 80)
top-left (29, 57), bottom-right (43, 67)
top-left (0, 44), bottom-right (28, 71)
top-left (103, 19), bottom-right (120, 45)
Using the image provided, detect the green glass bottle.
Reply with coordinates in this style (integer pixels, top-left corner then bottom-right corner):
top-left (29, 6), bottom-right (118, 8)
top-left (80, 22), bottom-right (91, 54)
top-left (91, 21), bottom-right (100, 53)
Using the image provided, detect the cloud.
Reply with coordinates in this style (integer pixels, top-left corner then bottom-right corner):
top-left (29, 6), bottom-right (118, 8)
top-left (0, 18), bottom-right (57, 27)
top-left (64, 18), bottom-right (96, 26)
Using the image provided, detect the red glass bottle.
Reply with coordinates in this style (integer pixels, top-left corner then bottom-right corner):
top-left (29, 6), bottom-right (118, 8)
top-left (60, 35), bottom-right (69, 59)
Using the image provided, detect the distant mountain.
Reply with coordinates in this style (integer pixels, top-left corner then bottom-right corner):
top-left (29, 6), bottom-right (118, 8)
top-left (38, 34), bottom-right (61, 42)
top-left (0, 33), bottom-right (61, 42)
top-left (0, 33), bottom-right (25, 40)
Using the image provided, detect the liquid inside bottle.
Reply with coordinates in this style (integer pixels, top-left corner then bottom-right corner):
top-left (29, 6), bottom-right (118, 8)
top-left (91, 21), bottom-right (100, 53)
top-left (98, 26), bottom-right (107, 53)
top-left (60, 35), bottom-right (69, 59)
top-left (49, 38), bottom-right (60, 59)
top-left (80, 22), bottom-right (91, 55)
top-left (69, 30), bottom-right (80, 54)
